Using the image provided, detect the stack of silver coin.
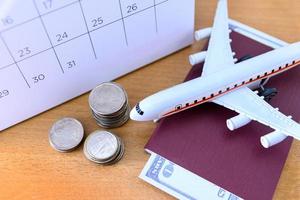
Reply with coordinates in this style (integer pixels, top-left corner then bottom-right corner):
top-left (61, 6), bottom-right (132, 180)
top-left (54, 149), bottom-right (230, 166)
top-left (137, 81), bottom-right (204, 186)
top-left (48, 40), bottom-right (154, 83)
top-left (88, 82), bottom-right (130, 128)
top-left (83, 130), bottom-right (125, 165)
top-left (49, 117), bottom-right (84, 152)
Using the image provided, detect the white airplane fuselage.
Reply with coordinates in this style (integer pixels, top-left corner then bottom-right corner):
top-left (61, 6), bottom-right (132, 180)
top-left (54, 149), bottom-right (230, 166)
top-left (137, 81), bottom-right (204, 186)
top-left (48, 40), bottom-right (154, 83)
top-left (130, 42), bottom-right (300, 121)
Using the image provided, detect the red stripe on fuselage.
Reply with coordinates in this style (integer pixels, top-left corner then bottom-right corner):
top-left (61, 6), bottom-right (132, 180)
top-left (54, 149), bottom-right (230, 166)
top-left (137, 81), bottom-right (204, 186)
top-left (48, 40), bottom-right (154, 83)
top-left (162, 60), bottom-right (300, 117)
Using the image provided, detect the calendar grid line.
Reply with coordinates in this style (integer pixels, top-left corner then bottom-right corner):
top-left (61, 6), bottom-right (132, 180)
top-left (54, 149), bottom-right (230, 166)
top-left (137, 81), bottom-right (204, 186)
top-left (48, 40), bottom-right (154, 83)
top-left (0, 0), bottom-right (169, 35)
top-left (156, 1), bottom-right (169, 6)
top-left (0, 63), bottom-right (15, 71)
top-left (118, 0), bottom-right (129, 46)
top-left (78, 0), bottom-right (97, 59)
top-left (0, 0), bottom-right (170, 72)
top-left (32, 0), bottom-right (64, 74)
top-left (124, 5), bottom-right (157, 19)
top-left (90, 2), bottom-right (169, 33)
top-left (154, 0), bottom-right (159, 33)
top-left (17, 47), bottom-right (53, 63)
top-left (0, 16), bottom-right (39, 34)
top-left (0, 0), bottom-right (195, 133)
top-left (2, 31), bottom-right (88, 69)
top-left (0, 34), bottom-right (30, 88)
top-left (0, 0), bottom-right (79, 34)
top-left (54, 32), bottom-right (87, 48)
top-left (123, 0), bottom-right (169, 20)
top-left (89, 19), bottom-right (123, 33)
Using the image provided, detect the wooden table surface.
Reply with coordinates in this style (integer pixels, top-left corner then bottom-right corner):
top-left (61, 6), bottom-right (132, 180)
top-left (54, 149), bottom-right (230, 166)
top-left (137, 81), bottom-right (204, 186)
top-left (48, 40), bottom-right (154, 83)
top-left (1, 0), bottom-right (300, 199)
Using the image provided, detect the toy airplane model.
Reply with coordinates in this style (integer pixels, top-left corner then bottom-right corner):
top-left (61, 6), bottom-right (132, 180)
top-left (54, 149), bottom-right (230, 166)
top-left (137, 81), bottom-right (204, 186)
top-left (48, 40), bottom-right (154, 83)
top-left (130, 0), bottom-right (300, 148)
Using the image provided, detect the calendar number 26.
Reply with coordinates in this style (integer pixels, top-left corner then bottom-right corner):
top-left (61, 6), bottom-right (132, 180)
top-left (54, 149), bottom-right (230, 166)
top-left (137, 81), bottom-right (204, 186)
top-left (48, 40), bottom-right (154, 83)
top-left (127, 3), bottom-right (138, 13)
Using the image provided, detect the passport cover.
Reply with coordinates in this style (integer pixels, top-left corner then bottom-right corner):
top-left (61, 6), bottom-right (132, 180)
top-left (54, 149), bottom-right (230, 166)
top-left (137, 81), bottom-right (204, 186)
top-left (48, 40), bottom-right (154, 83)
top-left (145, 31), bottom-right (299, 200)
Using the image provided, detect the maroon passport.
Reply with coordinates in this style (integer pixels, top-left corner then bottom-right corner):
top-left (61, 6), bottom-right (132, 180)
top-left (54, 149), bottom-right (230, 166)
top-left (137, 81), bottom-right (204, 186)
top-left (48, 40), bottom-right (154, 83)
top-left (145, 31), bottom-right (300, 200)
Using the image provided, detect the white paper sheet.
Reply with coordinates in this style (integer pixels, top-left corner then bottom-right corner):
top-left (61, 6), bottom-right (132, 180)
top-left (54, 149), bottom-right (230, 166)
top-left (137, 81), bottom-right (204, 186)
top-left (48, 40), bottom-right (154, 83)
top-left (0, 0), bottom-right (195, 131)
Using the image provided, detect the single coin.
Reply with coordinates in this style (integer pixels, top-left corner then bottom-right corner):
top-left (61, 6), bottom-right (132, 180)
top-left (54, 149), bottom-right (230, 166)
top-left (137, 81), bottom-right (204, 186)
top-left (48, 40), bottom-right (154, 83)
top-left (49, 117), bottom-right (84, 152)
top-left (84, 130), bottom-right (119, 163)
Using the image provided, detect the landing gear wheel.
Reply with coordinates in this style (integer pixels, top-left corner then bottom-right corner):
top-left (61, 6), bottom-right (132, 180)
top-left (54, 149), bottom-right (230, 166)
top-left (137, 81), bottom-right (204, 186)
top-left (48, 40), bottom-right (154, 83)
top-left (258, 87), bottom-right (278, 102)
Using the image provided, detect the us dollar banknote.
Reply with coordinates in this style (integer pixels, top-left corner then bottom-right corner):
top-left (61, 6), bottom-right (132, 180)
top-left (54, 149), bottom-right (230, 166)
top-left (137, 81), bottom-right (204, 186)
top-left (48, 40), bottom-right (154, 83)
top-left (140, 153), bottom-right (242, 200)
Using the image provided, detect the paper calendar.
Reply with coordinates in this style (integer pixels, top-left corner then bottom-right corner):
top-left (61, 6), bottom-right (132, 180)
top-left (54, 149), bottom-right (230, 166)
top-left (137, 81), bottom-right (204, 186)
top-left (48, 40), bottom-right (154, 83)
top-left (0, 0), bottom-right (195, 130)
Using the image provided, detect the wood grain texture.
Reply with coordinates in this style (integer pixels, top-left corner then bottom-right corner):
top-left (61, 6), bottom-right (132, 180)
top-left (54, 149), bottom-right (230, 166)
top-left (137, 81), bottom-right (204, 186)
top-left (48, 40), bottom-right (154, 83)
top-left (0, 0), bottom-right (300, 199)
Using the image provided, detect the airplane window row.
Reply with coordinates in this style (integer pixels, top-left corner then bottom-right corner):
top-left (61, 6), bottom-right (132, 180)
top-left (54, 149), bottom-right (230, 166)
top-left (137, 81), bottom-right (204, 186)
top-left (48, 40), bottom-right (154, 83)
top-left (174, 60), bottom-right (298, 111)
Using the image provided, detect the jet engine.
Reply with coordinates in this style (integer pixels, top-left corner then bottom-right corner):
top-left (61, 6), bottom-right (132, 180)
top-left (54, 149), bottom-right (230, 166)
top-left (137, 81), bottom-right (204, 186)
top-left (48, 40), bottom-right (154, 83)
top-left (226, 114), bottom-right (252, 131)
top-left (189, 51), bottom-right (207, 65)
top-left (260, 131), bottom-right (288, 148)
top-left (195, 28), bottom-right (212, 41)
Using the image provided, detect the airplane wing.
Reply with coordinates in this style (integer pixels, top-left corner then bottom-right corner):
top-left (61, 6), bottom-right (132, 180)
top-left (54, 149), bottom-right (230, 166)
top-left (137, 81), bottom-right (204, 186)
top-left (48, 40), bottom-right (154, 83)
top-left (202, 0), bottom-right (235, 76)
top-left (213, 87), bottom-right (300, 140)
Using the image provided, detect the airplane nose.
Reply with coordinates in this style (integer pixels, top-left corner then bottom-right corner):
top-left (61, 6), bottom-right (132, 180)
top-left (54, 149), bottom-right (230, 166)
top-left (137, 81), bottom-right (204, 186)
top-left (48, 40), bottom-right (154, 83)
top-left (130, 107), bottom-right (140, 121)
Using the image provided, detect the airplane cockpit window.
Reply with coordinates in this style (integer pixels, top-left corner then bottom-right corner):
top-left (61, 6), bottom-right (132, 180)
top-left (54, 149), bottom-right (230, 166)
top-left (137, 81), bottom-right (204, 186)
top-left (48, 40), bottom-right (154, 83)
top-left (135, 103), bottom-right (144, 115)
